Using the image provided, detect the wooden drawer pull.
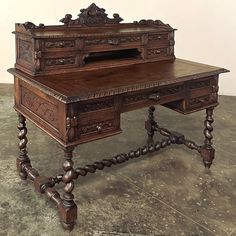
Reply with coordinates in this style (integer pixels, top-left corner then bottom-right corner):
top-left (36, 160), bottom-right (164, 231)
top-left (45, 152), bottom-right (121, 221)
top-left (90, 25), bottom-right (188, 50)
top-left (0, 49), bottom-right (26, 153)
top-left (108, 39), bottom-right (120, 45)
top-left (149, 93), bottom-right (161, 101)
top-left (211, 85), bottom-right (219, 93)
top-left (199, 98), bottom-right (206, 103)
top-left (59, 42), bottom-right (66, 47)
top-left (96, 124), bottom-right (102, 133)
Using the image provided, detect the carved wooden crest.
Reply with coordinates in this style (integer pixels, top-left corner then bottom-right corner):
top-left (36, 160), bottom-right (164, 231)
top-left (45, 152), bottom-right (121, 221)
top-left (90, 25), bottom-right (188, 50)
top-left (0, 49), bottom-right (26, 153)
top-left (60, 3), bottom-right (123, 26)
top-left (23, 21), bottom-right (45, 30)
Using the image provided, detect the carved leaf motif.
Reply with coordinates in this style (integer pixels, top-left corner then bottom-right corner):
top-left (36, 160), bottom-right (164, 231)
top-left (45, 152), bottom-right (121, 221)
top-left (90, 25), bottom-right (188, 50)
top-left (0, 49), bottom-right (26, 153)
top-left (124, 86), bottom-right (181, 104)
top-left (21, 87), bottom-right (58, 127)
top-left (85, 36), bottom-right (141, 46)
top-left (80, 99), bottom-right (114, 112)
top-left (124, 93), bottom-right (149, 104)
top-left (23, 21), bottom-right (45, 30)
top-left (60, 3), bottom-right (123, 26)
top-left (19, 40), bottom-right (33, 63)
top-left (45, 40), bottom-right (75, 48)
top-left (189, 95), bottom-right (210, 106)
top-left (148, 49), bottom-right (162, 56)
top-left (134, 19), bottom-right (173, 30)
top-left (45, 57), bottom-right (75, 66)
top-left (189, 80), bottom-right (211, 89)
top-left (148, 34), bottom-right (168, 42)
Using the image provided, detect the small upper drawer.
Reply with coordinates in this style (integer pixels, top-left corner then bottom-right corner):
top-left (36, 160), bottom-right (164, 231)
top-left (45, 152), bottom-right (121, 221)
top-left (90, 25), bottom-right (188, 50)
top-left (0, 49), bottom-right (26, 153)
top-left (43, 39), bottom-right (76, 51)
top-left (43, 55), bottom-right (77, 70)
top-left (148, 33), bottom-right (169, 44)
top-left (84, 36), bottom-right (141, 49)
top-left (147, 47), bottom-right (174, 59)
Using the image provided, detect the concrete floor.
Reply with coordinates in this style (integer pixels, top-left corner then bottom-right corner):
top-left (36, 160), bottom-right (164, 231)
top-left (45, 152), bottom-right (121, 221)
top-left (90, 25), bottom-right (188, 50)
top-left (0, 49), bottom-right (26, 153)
top-left (0, 84), bottom-right (236, 236)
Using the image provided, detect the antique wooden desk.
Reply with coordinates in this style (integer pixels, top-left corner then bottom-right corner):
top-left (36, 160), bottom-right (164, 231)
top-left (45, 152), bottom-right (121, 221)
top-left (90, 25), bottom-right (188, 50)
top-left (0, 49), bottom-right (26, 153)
top-left (8, 3), bottom-right (228, 231)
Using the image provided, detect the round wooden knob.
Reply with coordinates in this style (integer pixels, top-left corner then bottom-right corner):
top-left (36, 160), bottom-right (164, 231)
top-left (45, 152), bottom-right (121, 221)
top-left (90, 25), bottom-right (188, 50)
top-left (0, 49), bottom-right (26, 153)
top-left (149, 93), bottom-right (161, 101)
top-left (59, 42), bottom-right (65, 47)
top-left (96, 124), bottom-right (102, 133)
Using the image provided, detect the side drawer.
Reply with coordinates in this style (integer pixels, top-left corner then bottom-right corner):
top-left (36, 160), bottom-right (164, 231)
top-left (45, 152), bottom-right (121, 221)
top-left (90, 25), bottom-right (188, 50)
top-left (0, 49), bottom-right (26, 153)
top-left (146, 46), bottom-right (174, 60)
top-left (148, 32), bottom-right (169, 46)
top-left (78, 108), bottom-right (121, 144)
top-left (42, 39), bottom-right (77, 52)
top-left (163, 76), bottom-right (219, 113)
top-left (186, 76), bottom-right (219, 111)
top-left (69, 97), bottom-right (121, 144)
top-left (43, 53), bottom-right (78, 71)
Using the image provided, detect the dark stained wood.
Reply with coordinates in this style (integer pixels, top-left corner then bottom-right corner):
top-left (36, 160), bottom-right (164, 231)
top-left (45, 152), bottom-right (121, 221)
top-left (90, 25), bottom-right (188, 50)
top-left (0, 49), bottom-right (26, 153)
top-left (200, 107), bottom-right (215, 168)
top-left (8, 4), bottom-right (229, 231)
top-left (17, 113), bottom-right (31, 179)
top-left (145, 106), bottom-right (156, 139)
top-left (8, 58), bottom-right (228, 148)
top-left (13, 3), bottom-right (175, 76)
top-left (60, 147), bottom-right (77, 230)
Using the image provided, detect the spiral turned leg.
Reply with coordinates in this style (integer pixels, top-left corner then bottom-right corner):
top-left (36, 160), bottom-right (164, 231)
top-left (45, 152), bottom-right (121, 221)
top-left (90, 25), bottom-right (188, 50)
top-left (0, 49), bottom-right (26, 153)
top-left (201, 107), bottom-right (215, 168)
top-left (145, 106), bottom-right (156, 141)
top-left (59, 147), bottom-right (77, 231)
top-left (17, 114), bottom-right (31, 180)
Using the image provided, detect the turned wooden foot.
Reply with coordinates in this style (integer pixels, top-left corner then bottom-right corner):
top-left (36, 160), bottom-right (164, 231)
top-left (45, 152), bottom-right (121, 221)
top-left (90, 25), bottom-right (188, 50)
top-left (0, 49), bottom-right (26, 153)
top-left (58, 202), bottom-right (77, 231)
top-left (201, 107), bottom-right (215, 168)
top-left (60, 147), bottom-right (77, 230)
top-left (145, 106), bottom-right (156, 141)
top-left (17, 113), bottom-right (32, 180)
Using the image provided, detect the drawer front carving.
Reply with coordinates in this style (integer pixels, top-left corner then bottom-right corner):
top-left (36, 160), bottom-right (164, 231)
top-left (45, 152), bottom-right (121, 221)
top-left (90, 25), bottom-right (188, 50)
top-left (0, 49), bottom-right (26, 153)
top-left (18, 40), bottom-right (33, 63)
top-left (122, 85), bottom-right (183, 112)
top-left (164, 77), bottom-right (219, 113)
top-left (123, 85), bottom-right (182, 105)
top-left (21, 87), bottom-right (58, 127)
top-left (189, 95), bottom-right (210, 106)
top-left (84, 36), bottom-right (141, 48)
top-left (44, 40), bottom-right (76, 50)
top-left (45, 57), bottom-right (76, 67)
top-left (79, 98), bottom-right (114, 113)
top-left (186, 77), bottom-right (219, 110)
top-left (187, 94), bottom-right (217, 110)
top-left (147, 47), bottom-right (169, 59)
top-left (187, 76), bottom-right (219, 91)
top-left (188, 79), bottom-right (211, 89)
top-left (72, 102), bottom-right (120, 143)
top-left (148, 33), bottom-right (169, 43)
top-left (80, 120), bottom-right (114, 135)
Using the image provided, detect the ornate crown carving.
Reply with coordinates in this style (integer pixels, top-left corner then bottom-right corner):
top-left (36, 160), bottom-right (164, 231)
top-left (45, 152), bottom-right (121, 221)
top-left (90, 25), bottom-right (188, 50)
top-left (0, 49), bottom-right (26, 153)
top-left (60, 3), bottom-right (123, 26)
top-left (23, 21), bottom-right (45, 30)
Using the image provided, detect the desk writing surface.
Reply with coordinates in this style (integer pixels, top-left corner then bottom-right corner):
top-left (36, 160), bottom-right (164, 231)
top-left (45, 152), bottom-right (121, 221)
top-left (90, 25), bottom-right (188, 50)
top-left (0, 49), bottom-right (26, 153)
top-left (9, 58), bottom-right (227, 102)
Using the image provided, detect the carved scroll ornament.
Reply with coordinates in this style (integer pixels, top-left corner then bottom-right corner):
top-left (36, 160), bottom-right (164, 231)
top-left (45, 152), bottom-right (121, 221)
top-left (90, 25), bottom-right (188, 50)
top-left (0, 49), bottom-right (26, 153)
top-left (60, 3), bottom-right (123, 26)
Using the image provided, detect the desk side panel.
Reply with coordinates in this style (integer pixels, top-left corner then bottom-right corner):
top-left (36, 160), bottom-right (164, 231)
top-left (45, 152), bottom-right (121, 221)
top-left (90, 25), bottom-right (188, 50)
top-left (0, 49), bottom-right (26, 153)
top-left (14, 76), bottom-right (67, 145)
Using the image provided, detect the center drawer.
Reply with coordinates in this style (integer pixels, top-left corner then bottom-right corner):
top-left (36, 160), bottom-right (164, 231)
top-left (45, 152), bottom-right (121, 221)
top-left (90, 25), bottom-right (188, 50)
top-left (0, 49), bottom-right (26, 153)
top-left (84, 35), bottom-right (142, 50)
top-left (121, 84), bottom-right (184, 112)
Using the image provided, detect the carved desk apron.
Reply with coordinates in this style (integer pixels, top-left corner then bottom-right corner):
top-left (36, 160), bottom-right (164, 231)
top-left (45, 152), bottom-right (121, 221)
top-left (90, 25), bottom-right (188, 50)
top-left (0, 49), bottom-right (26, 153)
top-left (8, 3), bottom-right (229, 231)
